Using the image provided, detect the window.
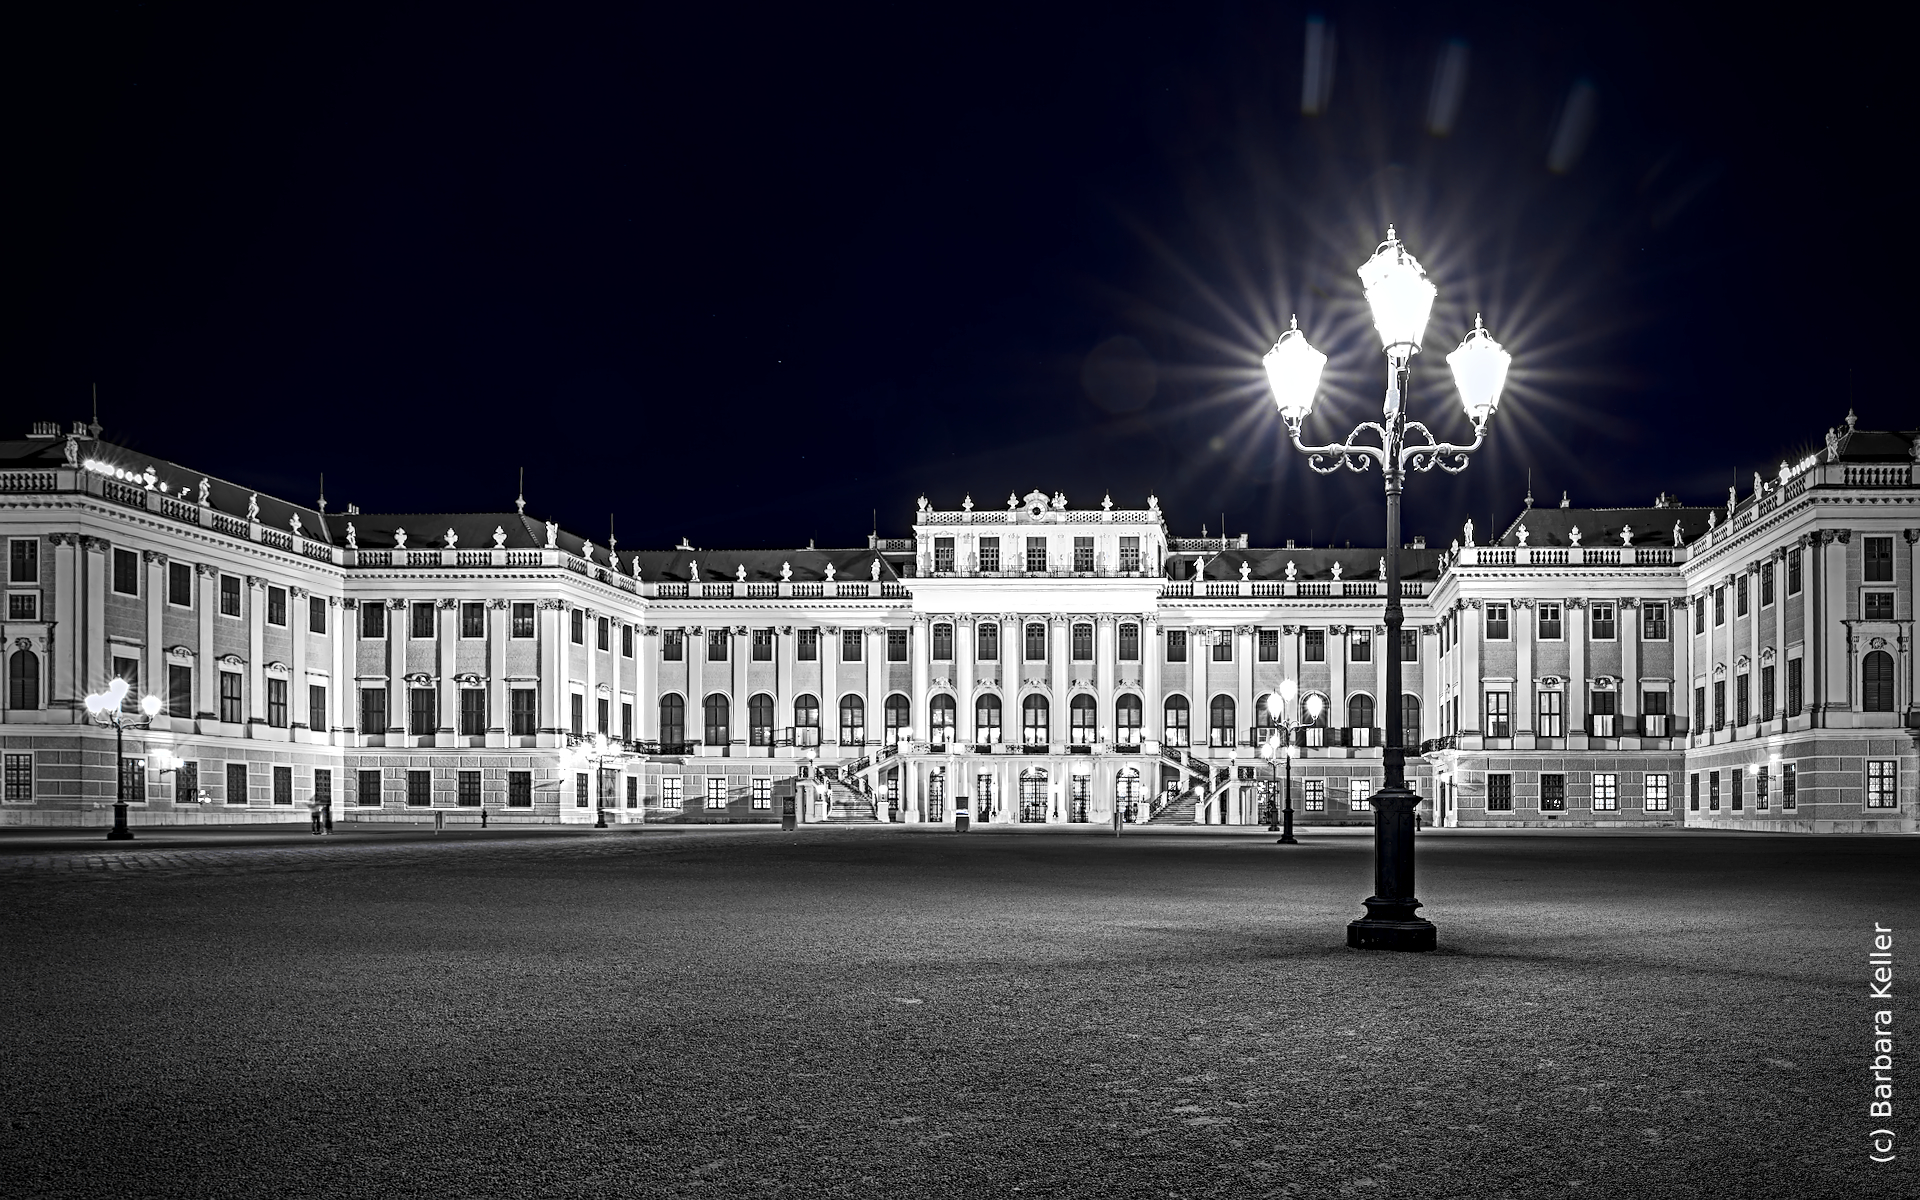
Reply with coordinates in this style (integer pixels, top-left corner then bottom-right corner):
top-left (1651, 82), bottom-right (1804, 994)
top-left (169, 664), bottom-right (192, 716)
top-left (1714, 586), bottom-right (1725, 626)
top-left (707, 777), bottom-right (729, 808)
top-left (752, 778), bottom-right (772, 809)
top-left (512, 602), bottom-right (535, 638)
top-left (1643, 601), bottom-right (1668, 641)
top-left (121, 757), bottom-right (146, 803)
top-left (1712, 680), bottom-right (1726, 729)
top-left (1349, 629), bottom-right (1370, 662)
top-left (1642, 690), bottom-right (1669, 736)
top-left (460, 689), bottom-right (486, 736)
top-left (1760, 665), bottom-right (1775, 722)
top-left (1539, 691), bottom-right (1564, 738)
top-left (597, 617), bottom-right (609, 650)
top-left (930, 694), bottom-right (956, 744)
top-left (360, 687), bottom-right (388, 733)
top-left (661, 694), bottom-right (686, 744)
top-left (793, 694), bottom-right (820, 744)
top-left (267, 586), bottom-right (287, 626)
top-left (1346, 693), bottom-right (1374, 733)
top-left (797, 629), bottom-right (818, 661)
top-left (627, 777), bottom-right (638, 808)
top-left (1025, 537), bottom-right (1047, 573)
top-left (1072, 623), bottom-right (1093, 661)
top-left (9, 538), bottom-right (38, 584)
top-left (622, 701), bottom-right (633, 740)
top-left (977, 622), bottom-right (998, 661)
top-left (1399, 628), bottom-right (1419, 662)
top-left (1537, 602), bottom-right (1562, 640)
top-left (1644, 773), bottom-right (1669, 811)
top-left (227, 762), bottom-right (249, 805)
top-left (112, 548), bottom-right (139, 595)
top-left (1591, 602), bottom-right (1615, 640)
top-left (1025, 623), bottom-right (1047, 661)
top-left (1210, 631), bottom-right (1232, 663)
top-left (1069, 695), bottom-right (1096, 745)
top-left (887, 629), bottom-right (908, 662)
top-left (310, 768), bottom-right (330, 812)
top-left (1761, 561), bottom-right (1774, 606)
top-left (267, 678), bottom-right (288, 728)
top-left (571, 694), bottom-right (585, 736)
top-left (975, 695), bottom-right (1001, 742)
top-left (461, 602), bottom-right (485, 638)
top-left (1485, 692), bottom-right (1510, 738)
top-left (413, 602), bottom-right (436, 639)
top-left (1540, 774), bottom-right (1566, 811)
top-left (979, 537), bottom-right (1000, 572)
top-left (410, 688), bottom-right (436, 735)
top-left (1731, 767), bottom-right (1744, 811)
top-left (749, 694), bottom-right (774, 746)
top-left (1119, 537), bottom-right (1140, 572)
top-left (1865, 536), bottom-right (1894, 582)
top-left (1022, 695), bottom-right (1050, 744)
top-left (221, 575), bottom-right (242, 618)
top-left (1485, 603), bottom-right (1509, 640)
top-left (1690, 773), bottom-right (1700, 811)
top-left (752, 628), bottom-right (773, 661)
top-left (511, 689), bottom-right (537, 736)
top-left (663, 629), bottom-right (684, 661)
top-left (458, 771), bottom-right (481, 807)
top-left (1865, 592), bottom-right (1895, 620)
top-left (839, 695), bottom-right (864, 745)
top-left (1736, 674), bottom-right (1750, 726)
top-left (359, 769), bottom-right (382, 807)
top-left (272, 765), bottom-right (292, 806)
top-left (571, 609), bottom-right (585, 644)
top-left (1782, 763), bottom-right (1796, 809)
top-left (1590, 689), bottom-right (1617, 735)
top-left (1399, 694), bottom-right (1420, 749)
top-left (841, 629), bottom-right (862, 661)
top-left (309, 684), bottom-right (327, 729)
top-left (622, 625), bottom-right (634, 657)
top-left (1163, 696), bottom-right (1190, 746)
top-left (219, 672), bottom-right (243, 724)
top-left (309, 595), bottom-right (327, 634)
top-left (355, 601), bottom-right (384, 639)
top-left (1119, 623), bottom-right (1140, 661)
top-left (1787, 659), bottom-right (1803, 716)
top-left (1735, 576), bottom-right (1748, 618)
top-left (1592, 773), bottom-right (1618, 810)
top-left (576, 774), bottom-right (590, 808)
top-left (167, 561), bottom-right (192, 606)
top-left (933, 537), bottom-right (954, 572)
top-left (1694, 686), bottom-right (1706, 731)
top-left (882, 694), bottom-right (910, 745)
top-left (1116, 694), bottom-right (1142, 744)
top-left (932, 624), bottom-right (953, 660)
top-left (1863, 651), bottom-right (1896, 712)
top-left (1257, 629), bottom-right (1278, 662)
top-left (1167, 630), bottom-right (1188, 662)
top-left (112, 656), bottom-right (140, 712)
top-left (1348, 779), bottom-right (1371, 811)
top-left (708, 629), bottom-right (729, 661)
top-left (1487, 773), bottom-right (1513, 811)
top-left (1787, 549), bottom-right (1801, 595)
top-left (1208, 695), bottom-right (1236, 748)
top-left (1757, 766), bottom-right (1769, 809)
top-left (1074, 536), bottom-right (1094, 572)
top-left (1303, 629), bottom-right (1324, 661)
top-left (1302, 779), bottom-right (1326, 812)
top-left (660, 776), bottom-right (683, 808)
top-left (1709, 770), bottom-right (1720, 810)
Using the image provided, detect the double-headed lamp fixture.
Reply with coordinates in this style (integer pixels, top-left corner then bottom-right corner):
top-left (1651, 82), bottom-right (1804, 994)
top-left (84, 678), bottom-right (160, 719)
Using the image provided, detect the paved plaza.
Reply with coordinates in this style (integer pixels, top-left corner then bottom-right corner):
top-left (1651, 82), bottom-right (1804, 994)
top-left (1, 823), bottom-right (1911, 1198)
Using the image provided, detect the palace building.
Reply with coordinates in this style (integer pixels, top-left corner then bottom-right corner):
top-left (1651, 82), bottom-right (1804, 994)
top-left (2, 413), bottom-right (1914, 833)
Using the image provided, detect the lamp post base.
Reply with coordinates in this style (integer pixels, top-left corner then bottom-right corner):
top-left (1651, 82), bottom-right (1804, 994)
top-left (107, 801), bottom-right (135, 841)
top-left (1277, 808), bottom-right (1297, 844)
top-left (1346, 900), bottom-right (1436, 952)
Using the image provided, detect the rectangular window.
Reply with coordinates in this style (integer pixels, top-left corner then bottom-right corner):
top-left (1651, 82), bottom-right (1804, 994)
top-left (1644, 773), bottom-right (1670, 811)
top-left (226, 762), bottom-right (249, 805)
top-left (933, 537), bottom-right (954, 572)
top-left (570, 609), bottom-right (584, 644)
top-left (1591, 602), bottom-right (1615, 640)
top-left (1864, 536), bottom-right (1894, 582)
top-left (267, 586), bottom-right (287, 626)
top-left (622, 701), bottom-right (633, 740)
top-left (752, 628), bottom-right (773, 661)
top-left (1694, 686), bottom-right (1706, 731)
top-left (596, 696), bottom-right (609, 735)
top-left (310, 595), bottom-right (327, 633)
top-left (508, 770), bottom-right (532, 807)
top-left (932, 623), bottom-right (953, 660)
top-left (408, 770), bottom-right (432, 807)
top-left (1714, 586), bottom-right (1725, 626)
top-left (267, 678), bottom-right (288, 728)
top-left (360, 687), bottom-right (388, 733)
top-left (1061, 623), bottom-right (1088, 662)
top-left (1538, 691), bottom-right (1564, 738)
top-left (661, 777), bottom-right (683, 808)
top-left (110, 656), bottom-right (139, 713)
top-left (1690, 772), bottom-right (1700, 811)
top-left (1643, 601), bottom-right (1668, 641)
top-left (8, 538), bottom-right (38, 584)
top-left (1485, 603), bottom-right (1509, 640)
top-left (1348, 629), bottom-right (1369, 662)
top-left (511, 602), bottom-right (535, 638)
top-left (1537, 602), bottom-right (1562, 640)
top-left (1257, 629), bottom-right (1278, 662)
top-left (1642, 690), bottom-right (1669, 738)
top-left (309, 684), bottom-right (327, 729)
top-left (1026, 623), bottom-right (1047, 661)
top-left (272, 765), bottom-right (292, 806)
top-left (752, 778), bottom-right (772, 809)
top-left (1867, 761), bottom-right (1898, 808)
top-left (1787, 549), bottom-right (1802, 595)
top-left (1540, 773), bottom-right (1566, 811)
top-left (596, 616), bottom-right (609, 651)
top-left (1865, 592), bottom-right (1895, 621)
top-left (461, 602), bottom-right (485, 638)
top-left (219, 672), bottom-right (243, 724)
top-left (626, 777), bottom-right (638, 809)
top-left (1731, 767), bottom-right (1744, 810)
top-left (1302, 779), bottom-right (1325, 812)
top-left (409, 688), bottom-right (436, 735)
top-left (168, 664), bottom-right (192, 716)
top-left (1025, 537), bottom-right (1047, 573)
top-left (1589, 689), bottom-right (1617, 735)
top-left (361, 601), bottom-right (386, 638)
top-left (168, 561), bottom-right (192, 606)
top-left (1166, 629), bottom-right (1187, 662)
top-left (1119, 536), bottom-right (1141, 573)
top-left (841, 629), bottom-right (862, 661)
top-left (1757, 765), bottom-right (1769, 809)
top-left (1303, 629), bottom-right (1324, 662)
top-left (221, 575), bottom-right (241, 617)
top-left (120, 757), bottom-right (146, 802)
top-left (575, 774), bottom-right (589, 808)
top-left (1735, 674), bottom-right (1750, 726)
top-left (976, 622), bottom-right (998, 661)
top-left (622, 624), bottom-right (634, 657)
top-left (313, 768), bottom-right (331, 811)
top-left (797, 629), bottom-right (818, 661)
top-left (413, 602), bottom-right (436, 639)
top-left (1736, 576), bottom-right (1749, 618)
top-left (887, 629), bottom-right (908, 662)
top-left (4, 752), bottom-right (31, 803)
top-left (1399, 628), bottom-right (1418, 662)
top-left (1348, 779), bottom-right (1371, 810)
top-left (1760, 665), bottom-right (1775, 721)
top-left (708, 629), bottom-right (729, 661)
top-left (1073, 536), bottom-right (1094, 572)
top-left (1782, 763), bottom-right (1797, 809)
top-left (707, 776), bottom-right (729, 808)
top-left (570, 693), bottom-right (584, 737)
top-left (1485, 691), bottom-right (1511, 737)
top-left (1118, 623), bottom-right (1140, 661)
top-left (662, 629), bottom-right (684, 661)
top-left (1487, 773), bottom-right (1513, 811)
top-left (511, 689), bottom-right (537, 736)
top-left (457, 770), bottom-right (481, 807)
top-left (1709, 770), bottom-right (1720, 810)
top-left (978, 537), bottom-right (1000, 573)
top-left (112, 547), bottom-right (139, 595)
top-left (1591, 772), bottom-right (1618, 810)
top-left (460, 689), bottom-right (486, 736)
top-left (1712, 681), bottom-right (1726, 729)
top-left (359, 768), bottom-right (382, 807)
top-left (1694, 596), bottom-right (1706, 634)
top-left (1761, 561), bottom-right (1774, 607)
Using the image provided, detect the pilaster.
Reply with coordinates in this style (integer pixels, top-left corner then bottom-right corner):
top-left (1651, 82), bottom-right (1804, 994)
top-left (246, 576), bottom-right (267, 724)
top-left (437, 598), bottom-right (457, 736)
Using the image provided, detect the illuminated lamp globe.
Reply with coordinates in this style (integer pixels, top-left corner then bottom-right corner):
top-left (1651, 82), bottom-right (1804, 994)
top-left (1262, 317), bottom-right (1327, 425)
top-left (84, 693), bottom-right (106, 716)
top-left (106, 677), bottom-right (130, 707)
top-left (1276, 680), bottom-right (1298, 707)
top-left (1356, 226), bottom-right (1438, 355)
top-left (1304, 693), bottom-right (1325, 723)
top-left (1447, 314), bottom-right (1512, 427)
top-left (141, 694), bottom-right (162, 718)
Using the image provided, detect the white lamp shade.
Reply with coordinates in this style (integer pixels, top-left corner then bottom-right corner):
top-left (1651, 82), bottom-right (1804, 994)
top-left (1357, 227), bottom-right (1437, 352)
top-left (1304, 693), bottom-right (1325, 722)
top-left (1262, 319), bottom-right (1327, 424)
top-left (106, 677), bottom-right (129, 705)
top-left (1447, 315), bottom-right (1511, 424)
top-left (84, 694), bottom-right (105, 715)
top-left (1277, 679), bottom-right (1298, 704)
top-left (140, 694), bottom-right (162, 717)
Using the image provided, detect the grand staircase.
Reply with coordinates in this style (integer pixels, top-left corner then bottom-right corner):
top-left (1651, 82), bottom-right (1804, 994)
top-left (820, 778), bottom-right (882, 823)
top-left (1148, 748), bottom-right (1234, 825)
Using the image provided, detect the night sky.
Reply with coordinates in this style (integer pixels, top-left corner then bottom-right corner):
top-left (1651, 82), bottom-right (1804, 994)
top-left (6, 3), bottom-right (1904, 551)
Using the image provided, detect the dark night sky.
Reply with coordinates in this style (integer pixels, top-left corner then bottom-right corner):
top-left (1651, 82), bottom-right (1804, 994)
top-left (4, 3), bottom-right (1906, 550)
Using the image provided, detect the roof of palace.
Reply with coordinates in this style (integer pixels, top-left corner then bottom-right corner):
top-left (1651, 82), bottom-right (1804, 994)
top-left (1165, 546), bottom-right (1445, 583)
top-left (1494, 505), bottom-right (1719, 550)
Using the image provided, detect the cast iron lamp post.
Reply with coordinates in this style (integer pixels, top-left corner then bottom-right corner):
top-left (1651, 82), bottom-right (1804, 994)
top-left (1263, 225), bottom-right (1511, 952)
top-left (1260, 682), bottom-right (1322, 844)
top-left (84, 677), bottom-right (163, 842)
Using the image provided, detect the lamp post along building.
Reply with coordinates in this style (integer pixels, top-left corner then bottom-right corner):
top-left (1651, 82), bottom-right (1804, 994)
top-left (2, 415), bottom-right (1913, 832)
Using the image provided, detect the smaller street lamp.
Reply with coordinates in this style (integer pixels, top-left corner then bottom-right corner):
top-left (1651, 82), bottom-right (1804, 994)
top-left (84, 677), bottom-right (163, 842)
top-left (1260, 682), bottom-right (1323, 845)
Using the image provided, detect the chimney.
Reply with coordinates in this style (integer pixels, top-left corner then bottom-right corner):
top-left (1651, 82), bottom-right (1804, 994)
top-left (27, 421), bottom-right (58, 439)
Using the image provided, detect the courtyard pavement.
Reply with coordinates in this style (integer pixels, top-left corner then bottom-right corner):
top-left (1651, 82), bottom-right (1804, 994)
top-left (1, 823), bottom-right (1911, 1198)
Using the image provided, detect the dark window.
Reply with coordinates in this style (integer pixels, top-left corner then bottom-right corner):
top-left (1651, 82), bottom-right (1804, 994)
top-left (1863, 650), bottom-right (1896, 712)
top-left (660, 694), bottom-right (686, 744)
top-left (413, 602), bottom-right (436, 639)
top-left (1348, 629), bottom-right (1368, 662)
top-left (570, 693), bottom-right (583, 737)
top-left (121, 756), bottom-right (146, 802)
top-left (1069, 695), bottom-right (1096, 744)
top-left (703, 694), bottom-right (730, 745)
top-left (409, 688), bottom-right (436, 735)
top-left (622, 624), bottom-right (633, 657)
top-left (1303, 629), bottom-right (1324, 662)
top-left (839, 695), bottom-right (864, 745)
top-left (887, 629), bottom-right (908, 661)
top-left (597, 616), bottom-right (609, 651)
top-left (1399, 628), bottom-right (1419, 661)
top-left (168, 664), bottom-right (192, 715)
top-left (1694, 686), bottom-right (1706, 731)
top-left (1072, 623), bottom-right (1093, 661)
top-left (622, 702), bottom-right (633, 740)
top-left (1538, 603), bottom-right (1562, 640)
top-left (219, 672), bottom-right (243, 724)
top-left (407, 770), bottom-right (431, 807)
top-left (511, 689), bottom-right (537, 736)
top-left (358, 769), bottom-right (382, 807)
top-left (1689, 773), bottom-right (1701, 811)
top-left (508, 770), bottom-right (532, 807)
top-left (1022, 695), bottom-right (1050, 744)
top-left (1487, 774), bottom-right (1513, 811)
top-left (1865, 592), bottom-right (1895, 620)
top-left (841, 630), bottom-right (861, 661)
top-left (1400, 694), bottom-right (1420, 749)
top-left (974, 695), bottom-right (1001, 741)
top-left (1590, 603), bottom-right (1615, 641)
top-left (977, 622), bottom-right (998, 661)
top-left (797, 629), bottom-right (818, 660)
top-left (458, 771), bottom-right (481, 806)
top-left (220, 575), bottom-right (241, 617)
top-left (309, 684), bottom-right (326, 729)
top-left (1119, 536), bottom-right (1141, 572)
top-left (1485, 604), bottom-right (1509, 640)
top-left (9, 538), bottom-right (38, 584)
top-left (1731, 767), bottom-right (1744, 811)
top-left (884, 694), bottom-right (910, 744)
top-left (112, 656), bottom-right (140, 712)
top-left (752, 628), bottom-right (773, 661)
top-left (1119, 624), bottom-right (1140, 661)
top-left (1787, 549), bottom-right (1801, 595)
top-left (708, 628), bottom-right (729, 661)
top-left (576, 774), bottom-right (590, 809)
top-left (1073, 536), bottom-right (1094, 572)
top-left (310, 596), bottom-right (327, 633)
top-left (460, 689), bottom-right (487, 736)
top-left (1761, 561), bottom-right (1774, 606)
top-left (1255, 629), bottom-right (1278, 662)
top-left (226, 762), bottom-right (249, 805)
top-left (1167, 630), bottom-right (1188, 662)
top-left (978, 537), bottom-right (1000, 572)
top-left (1208, 695), bottom-right (1236, 747)
top-left (1643, 601), bottom-right (1668, 640)
top-left (112, 548), bottom-right (139, 595)
top-left (462, 602), bottom-right (485, 637)
top-left (663, 629), bottom-right (684, 661)
top-left (1714, 586), bottom-right (1725, 626)
top-left (1782, 764), bottom-right (1797, 809)
top-left (934, 537), bottom-right (954, 572)
top-left (314, 768), bottom-right (331, 809)
top-left (272, 765), bottom-right (292, 806)
top-left (1025, 537), bottom-right (1047, 573)
top-left (267, 678), bottom-right (288, 728)
top-left (1865, 536), bottom-right (1894, 582)
top-left (267, 586), bottom-right (287, 626)
top-left (169, 561), bottom-right (192, 605)
top-left (4, 752), bottom-right (31, 802)
top-left (1347, 693), bottom-right (1374, 731)
top-left (1712, 680), bottom-right (1725, 729)
top-left (1693, 596), bottom-right (1706, 635)
top-left (1163, 696), bottom-right (1190, 747)
top-left (1736, 674), bottom-right (1750, 725)
top-left (571, 609), bottom-right (585, 644)
top-left (361, 601), bottom-right (385, 638)
top-left (1735, 576), bottom-right (1748, 618)
top-left (594, 696), bottom-right (608, 736)
top-left (511, 602), bottom-right (535, 638)
top-left (1540, 773), bottom-right (1565, 811)
top-left (360, 687), bottom-right (388, 733)
top-left (932, 624), bottom-right (953, 660)
top-left (749, 694), bottom-right (774, 745)
top-left (1213, 632), bottom-right (1233, 662)
top-left (1025, 623), bottom-right (1047, 661)
top-left (1709, 770), bottom-right (1720, 810)
top-left (1787, 658), bottom-right (1804, 716)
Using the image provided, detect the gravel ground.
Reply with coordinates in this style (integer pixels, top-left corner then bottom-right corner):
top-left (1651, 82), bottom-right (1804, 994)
top-left (0, 825), bottom-right (1911, 1199)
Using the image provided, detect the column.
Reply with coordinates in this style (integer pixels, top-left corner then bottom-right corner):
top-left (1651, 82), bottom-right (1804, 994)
top-left (956, 616), bottom-right (976, 742)
top-left (1095, 616), bottom-right (1116, 744)
top-left (331, 597), bottom-right (348, 737)
top-left (1237, 624), bottom-right (1255, 747)
top-left (1049, 615), bottom-right (1068, 744)
top-left (688, 622), bottom-right (704, 745)
top-left (864, 627), bottom-right (883, 747)
top-left (1515, 600), bottom-right (1535, 736)
top-left (487, 600), bottom-right (508, 739)
top-left (1746, 560), bottom-right (1763, 726)
top-left (1371, 621), bottom-right (1387, 743)
top-left (730, 623), bottom-right (747, 746)
top-left (777, 622), bottom-right (796, 748)
top-left (246, 576), bottom-right (267, 725)
top-left (290, 586), bottom-right (309, 730)
top-left (82, 537), bottom-right (108, 697)
top-left (1907, 531), bottom-right (1920, 723)
top-left (910, 617), bottom-right (931, 741)
top-left (437, 598), bottom-right (457, 737)
top-left (1567, 598), bottom-right (1588, 737)
top-left (1003, 615), bottom-right (1020, 735)
top-left (386, 599), bottom-right (406, 736)
top-left (1771, 550), bottom-right (1788, 723)
top-left (1619, 600), bottom-right (1639, 733)
top-left (1419, 625), bottom-right (1441, 743)
top-left (633, 619), bottom-right (652, 742)
top-left (543, 601), bottom-right (566, 737)
top-left (583, 608), bottom-right (600, 735)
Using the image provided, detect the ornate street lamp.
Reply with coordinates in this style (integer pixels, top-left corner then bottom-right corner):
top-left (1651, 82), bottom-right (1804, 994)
top-left (83, 677), bottom-right (163, 842)
top-left (1259, 683), bottom-right (1322, 844)
top-left (1264, 225), bottom-right (1511, 952)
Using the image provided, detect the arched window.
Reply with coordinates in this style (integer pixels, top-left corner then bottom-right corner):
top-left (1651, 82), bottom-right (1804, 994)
top-left (1864, 650), bottom-right (1896, 712)
top-left (1069, 694), bottom-right (1097, 744)
top-left (1164, 695), bottom-right (1191, 747)
top-left (884, 694), bottom-right (911, 744)
top-left (1400, 694), bottom-right (1421, 748)
top-left (976, 694), bottom-right (1002, 742)
top-left (659, 693), bottom-right (685, 745)
top-left (1254, 693), bottom-right (1276, 727)
top-left (1022, 694), bottom-right (1050, 745)
top-left (929, 694), bottom-right (956, 744)
top-left (1209, 694), bottom-right (1236, 748)
top-left (8, 648), bottom-right (39, 711)
top-left (1116, 765), bottom-right (1143, 807)
top-left (839, 694), bottom-right (865, 745)
top-left (793, 694), bottom-right (820, 746)
top-left (1115, 694), bottom-right (1143, 744)
top-left (703, 693), bottom-right (730, 746)
top-left (748, 693), bottom-right (774, 746)
top-left (1348, 693), bottom-right (1375, 730)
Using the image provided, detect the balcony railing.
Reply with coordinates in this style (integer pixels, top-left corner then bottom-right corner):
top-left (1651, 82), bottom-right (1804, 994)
top-left (1589, 714), bottom-right (1617, 737)
top-left (1641, 714), bottom-right (1669, 737)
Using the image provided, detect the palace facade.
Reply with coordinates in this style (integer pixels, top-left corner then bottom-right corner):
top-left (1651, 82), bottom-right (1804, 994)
top-left (2, 413), bottom-right (1915, 833)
